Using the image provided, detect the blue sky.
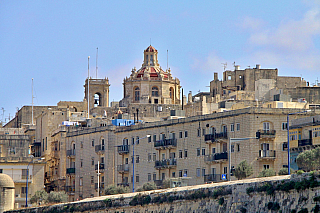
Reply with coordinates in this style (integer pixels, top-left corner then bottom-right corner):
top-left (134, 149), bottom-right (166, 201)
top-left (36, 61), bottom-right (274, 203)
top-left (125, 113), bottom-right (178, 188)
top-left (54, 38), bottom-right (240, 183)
top-left (1, 0), bottom-right (320, 124)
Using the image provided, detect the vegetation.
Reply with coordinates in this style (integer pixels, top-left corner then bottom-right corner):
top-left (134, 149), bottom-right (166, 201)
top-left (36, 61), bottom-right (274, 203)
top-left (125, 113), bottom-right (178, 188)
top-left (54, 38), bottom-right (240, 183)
top-left (297, 147), bottom-right (320, 171)
top-left (104, 185), bottom-right (130, 195)
top-left (234, 160), bottom-right (253, 180)
top-left (258, 168), bottom-right (276, 177)
top-left (278, 168), bottom-right (294, 175)
top-left (136, 182), bottom-right (158, 192)
top-left (30, 190), bottom-right (68, 205)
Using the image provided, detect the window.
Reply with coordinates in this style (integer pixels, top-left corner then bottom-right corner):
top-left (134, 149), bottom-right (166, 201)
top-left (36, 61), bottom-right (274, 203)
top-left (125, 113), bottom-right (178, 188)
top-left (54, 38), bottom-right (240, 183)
top-left (224, 167), bottom-right (228, 174)
top-left (203, 128), bottom-right (206, 136)
top-left (148, 154), bottom-right (151, 161)
top-left (172, 172), bottom-right (176, 178)
top-left (197, 129), bottom-right (201, 137)
top-left (162, 173), bottom-right (165, 180)
top-left (212, 148), bottom-right (216, 154)
top-left (81, 141), bottom-right (83, 148)
top-left (162, 153), bottom-right (165, 160)
top-left (91, 158), bottom-right (94, 165)
top-left (92, 139), bottom-right (94, 147)
top-left (91, 176), bottom-right (94, 184)
top-left (202, 168), bottom-right (206, 176)
top-left (136, 175), bottom-right (139, 182)
top-left (148, 173), bottom-right (151, 181)
top-left (148, 136), bottom-right (151, 143)
top-left (231, 123), bottom-right (234, 132)
top-left (153, 173), bottom-right (156, 181)
top-left (282, 122), bottom-right (288, 130)
top-left (80, 177), bottom-right (83, 186)
top-left (132, 137), bottom-right (135, 145)
top-left (136, 136), bottom-right (139, 144)
top-left (80, 159), bottom-right (83, 168)
top-left (185, 131), bottom-right (188, 138)
top-left (179, 150), bottom-right (183, 158)
top-left (236, 123), bottom-right (240, 131)
top-left (179, 131), bottom-right (183, 138)
top-left (196, 168), bottom-right (200, 177)
top-left (125, 158), bottom-right (128, 164)
top-left (134, 87), bottom-right (140, 101)
top-left (231, 144), bottom-right (234, 153)
top-left (228, 75), bottom-right (231, 80)
top-left (197, 148), bottom-right (200, 156)
top-left (21, 187), bottom-right (27, 194)
top-left (153, 153), bottom-right (156, 161)
top-left (0, 169), bottom-right (2, 173)
top-left (153, 135), bottom-right (157, 142)
top-left (263, 122), bottom-right (270, 131)
top-left (136, 155), bottom-right (140, 163)
top-left (184, 150), bottom-right (188, 158)
top-left (179, 170), bottom-right (183, 177)
top-left (202, 148), bottom-right (206, 156)
top-left (184, 170), bottom-right (188, 177)
top-left (264, 165), bottom-right (270, 170)
top-left (22, 169), bottom-right (28, 179)
top-left (152, 86), bottom-right (159, 97)
top-left (237, 144), bottom-right (240, 152)
top-left (239, 75), bottom-right (242, 79)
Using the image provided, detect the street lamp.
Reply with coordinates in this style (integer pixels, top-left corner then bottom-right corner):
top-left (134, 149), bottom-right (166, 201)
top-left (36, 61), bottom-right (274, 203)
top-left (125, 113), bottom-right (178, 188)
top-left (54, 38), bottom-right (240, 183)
top-left (132, 135), bottom-right (150, 192)
top-left (25, 157), bottom-right (45, 207)
top-left (287, 110), bottom-right (311, 175)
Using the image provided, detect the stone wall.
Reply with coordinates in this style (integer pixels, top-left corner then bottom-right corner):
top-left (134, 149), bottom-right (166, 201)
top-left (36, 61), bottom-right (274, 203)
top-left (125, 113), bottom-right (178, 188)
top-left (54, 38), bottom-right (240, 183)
top-left (6, 172), bottom-right (320, 213)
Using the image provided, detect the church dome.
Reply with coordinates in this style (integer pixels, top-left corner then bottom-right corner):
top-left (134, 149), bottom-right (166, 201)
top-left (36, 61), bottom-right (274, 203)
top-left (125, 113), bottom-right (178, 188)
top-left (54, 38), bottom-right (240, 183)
top-left (145, 45), bottom-right (157, 52)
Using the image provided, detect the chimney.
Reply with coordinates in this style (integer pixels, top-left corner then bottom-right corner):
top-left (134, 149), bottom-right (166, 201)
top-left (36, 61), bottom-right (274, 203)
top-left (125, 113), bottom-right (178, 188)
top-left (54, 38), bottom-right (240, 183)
top-left (214, 72), bottom-right (218, 81)
top-left (188, 91), bottom-right (192, 103)
top-left (256, 64), bottom-right (261, 69)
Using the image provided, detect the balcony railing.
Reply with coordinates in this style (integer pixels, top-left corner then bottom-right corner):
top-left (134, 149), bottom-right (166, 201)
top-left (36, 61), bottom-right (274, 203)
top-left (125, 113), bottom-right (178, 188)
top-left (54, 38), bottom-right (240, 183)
top-left (154, 139), bottom-right (177, 149)
top-left (204, 174), bottom-right (228, 183)
top-left (66, 149), bottom-right (76, 157)
top-left (259, 150), bottom-right (276, 158)
top-left (117, 145), bottom-right (130, 154)
top-left (155, 158), bottom-right (177, 169)
top-left (298, 139), bottom-right (313, 147)
top-left (66, 168), bottom-right (75, 174)
top-left (95, 163), bottom-right (105, 171)
top-left (117, 164), bottom-right (129, 173)
top-left (65, 186), bottom-right (75, 193)
top-left (95, 145), bottom-right (105, 153)
top-left (204, 152), bottom-right (228, 163)
top-left (257, 129), bottom-right (276, 138)
top-left (204, 132), bottom-right (228, 142)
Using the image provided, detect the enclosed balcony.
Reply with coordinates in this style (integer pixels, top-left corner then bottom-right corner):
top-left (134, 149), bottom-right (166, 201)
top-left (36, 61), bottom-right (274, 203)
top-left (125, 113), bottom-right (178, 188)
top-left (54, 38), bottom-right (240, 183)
top-left (154, 139), bottom-right (177, 150)
top-left (155, 158), bottom-right (177, 169)
top-left (258, 150), bottom-right (276, 160)
top-left (95, 144), bottom-right (105, 154)
top-left (117, 164), bottom-right (129, 173)
top-left (204, 174), bottom-right (228, 183)
top-left (66, 149), bottom-right (76, 158)
top-left (66, 168), bottom-right (75, 175)
top-left (204, 152), bottom-right (228, 164)
top-left (298, 139), bottom-right (313, 147)
top-left (117, 145), bottom-right (130, 154)
top-left (257, 129), bottom-right (276, 139)
top-left (95, 163), bottom-right (105, 171)
top-left (204, 132), bottom-right (228, 143)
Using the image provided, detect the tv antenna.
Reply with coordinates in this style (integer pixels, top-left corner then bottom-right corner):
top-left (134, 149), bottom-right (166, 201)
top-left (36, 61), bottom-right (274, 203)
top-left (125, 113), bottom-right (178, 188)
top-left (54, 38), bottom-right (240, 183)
top-left (221, 62), bottom-right (227, 71)
top-left (96, 47), bottom-right (98, 79)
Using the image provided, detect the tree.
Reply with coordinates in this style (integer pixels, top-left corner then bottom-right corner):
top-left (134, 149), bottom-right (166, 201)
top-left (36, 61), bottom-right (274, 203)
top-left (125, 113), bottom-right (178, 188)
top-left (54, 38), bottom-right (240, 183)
top-left (297, 147), bottom-right (320, 171)
top-left (278, 168), bottom-right (294, 175)
top-left (104, 185), bottom-right (130, 195)
top-left (234, 160), bottom-right (253, 180)
top-left (30, 190), bottom-right (48, 205)
top-left (258, 168), bottom-right (276, 177)
top-left (136, 182), bottom-right (158, 192)
top-left (47, 191), bottom-right (68, 204)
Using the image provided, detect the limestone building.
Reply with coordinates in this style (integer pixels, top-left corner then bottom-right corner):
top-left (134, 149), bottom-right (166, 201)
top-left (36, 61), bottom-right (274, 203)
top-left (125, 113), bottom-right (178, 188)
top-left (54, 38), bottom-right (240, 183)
top-left (120, 45), bottom-right (181, 106)
top-left (84, 78), bottom-right (110, 110)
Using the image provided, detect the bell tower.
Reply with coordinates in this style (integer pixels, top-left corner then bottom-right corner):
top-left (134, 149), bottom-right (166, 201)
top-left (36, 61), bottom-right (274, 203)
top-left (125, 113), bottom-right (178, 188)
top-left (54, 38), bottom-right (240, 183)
top-left (84, 77), bottom-right (110, 110)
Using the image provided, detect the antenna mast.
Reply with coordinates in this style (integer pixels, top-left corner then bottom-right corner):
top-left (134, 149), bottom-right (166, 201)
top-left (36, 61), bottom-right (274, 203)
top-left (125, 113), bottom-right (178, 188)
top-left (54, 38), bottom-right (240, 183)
top-left (221, 62), bottom-right (227, 71)
top-left (167, 50), bottom-right (168, 70)
top-left (31, 78), bottom-right (34, 125)
top-left (96, 47), bottom-right (98, 79)
top-left (87, 56), bottom-right (90, 119)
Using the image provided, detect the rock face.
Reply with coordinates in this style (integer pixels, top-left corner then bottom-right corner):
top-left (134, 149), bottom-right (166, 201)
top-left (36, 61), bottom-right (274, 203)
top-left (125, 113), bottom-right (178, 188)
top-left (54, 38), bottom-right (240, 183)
top-left (5, 172), bottom-right (320, 213)
top-left (0, 174), bottom-right (15, 213)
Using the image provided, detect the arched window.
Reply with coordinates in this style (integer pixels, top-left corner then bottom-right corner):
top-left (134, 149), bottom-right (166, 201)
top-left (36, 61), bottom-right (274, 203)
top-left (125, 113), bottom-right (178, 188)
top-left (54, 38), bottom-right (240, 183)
top-left (134, 87), bottom-right (140, 101)
top-left (94, 93), bottom-right (101, 107)
top-left (169, 87), bottom-right (174, 103)
top-left (152, 86), bottom-right (159, 97)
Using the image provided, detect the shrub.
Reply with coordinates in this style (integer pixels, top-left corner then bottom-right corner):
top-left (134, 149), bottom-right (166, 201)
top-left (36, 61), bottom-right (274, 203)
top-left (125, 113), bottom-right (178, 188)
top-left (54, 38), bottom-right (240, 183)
top-left (47, 191), bottom-right (68, 204)
top-left (234, 160), bottom-right (253, 180)
top-left (105, 185), bottom-right (130, 195)
top-left (129, 194), bottom-right (151, 206)
top-left (297, 170), bottom-right (305, 175)
top-left (30, 190), bottom-right (48, 204)
top-left (278, 168), bottom-right (294, 175)
top-left (136, 182), bottom-right (157, 192)
top-left (258, 169), bottom-right (276, 178)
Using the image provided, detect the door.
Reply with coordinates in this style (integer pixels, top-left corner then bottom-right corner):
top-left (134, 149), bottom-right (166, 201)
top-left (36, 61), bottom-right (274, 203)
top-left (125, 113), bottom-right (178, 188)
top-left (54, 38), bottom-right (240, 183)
top-left (261, 143), bottom-right (270, 157)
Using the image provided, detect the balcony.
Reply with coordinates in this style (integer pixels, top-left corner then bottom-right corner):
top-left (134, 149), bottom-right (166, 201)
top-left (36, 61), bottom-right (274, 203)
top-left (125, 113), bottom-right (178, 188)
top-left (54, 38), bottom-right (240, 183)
top-left (65, 186), bottom-right (75, 193)
top-left (258, 150), bottom-right (276, 160)
top-left (298, 139), bottom-right (313, 147)
top-left (95, 163), bottom-right (105, 171)
top-left (66, 168), bottom-right (75, 175)
top-left (204, 132), bottom-right (228, 143)
top-left (66, 149), bottom-right (76, 158)
top-left (204, 174), bottom-right (228, 183)
top-left (117, 164), bottom-right (129, 173)
top-left (154, 139), bottom-right (177, 150)
top-left (117, 145), bottom-right (130, 154)
top-left (257, 129), bottom-right (276, 139)
top-left (155, 158), bottom-right (177, 169)
top-left (204, 152), bottom-right (228, 164)
top-left (95, 145), bottom-right (105, 154)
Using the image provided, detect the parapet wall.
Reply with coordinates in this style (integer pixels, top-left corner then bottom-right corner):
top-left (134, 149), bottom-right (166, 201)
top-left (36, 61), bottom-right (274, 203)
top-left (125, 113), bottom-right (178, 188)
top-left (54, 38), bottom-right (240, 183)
top-left (6, 172), bottom-right (320, 213)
